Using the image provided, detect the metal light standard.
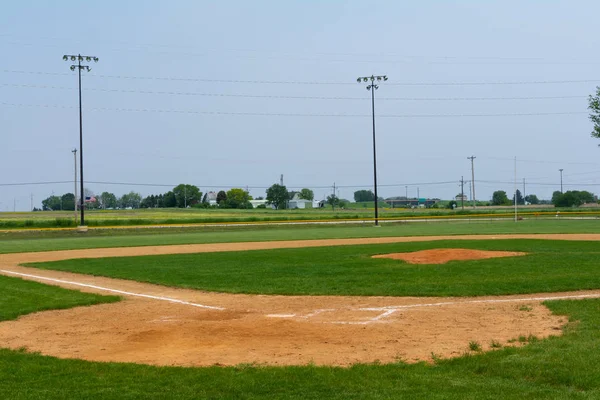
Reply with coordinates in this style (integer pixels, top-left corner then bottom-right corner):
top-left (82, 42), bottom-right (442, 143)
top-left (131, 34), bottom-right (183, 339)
top-left (63, 54), bottom-right (99, 226)
top-left (357, 75), bottom-right (388, 226)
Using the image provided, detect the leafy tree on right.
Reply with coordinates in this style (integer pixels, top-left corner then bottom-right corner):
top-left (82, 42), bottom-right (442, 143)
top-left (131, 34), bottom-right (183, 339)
top-left (589, 86), bottom-right (600, 144)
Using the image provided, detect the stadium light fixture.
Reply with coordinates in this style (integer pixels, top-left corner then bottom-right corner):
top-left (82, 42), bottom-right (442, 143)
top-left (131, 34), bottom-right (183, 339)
top-left (63, 53), bottom-right (99, 227)
top-left (356, 75), bottom-right (388, 226)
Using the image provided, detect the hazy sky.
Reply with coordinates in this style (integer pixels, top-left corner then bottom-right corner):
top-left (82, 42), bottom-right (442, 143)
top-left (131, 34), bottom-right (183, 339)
top-left (2, 1), bottom-right (600, 211)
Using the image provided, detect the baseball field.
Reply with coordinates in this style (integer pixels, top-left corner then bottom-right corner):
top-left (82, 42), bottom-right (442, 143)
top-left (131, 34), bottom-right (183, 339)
top-left (2, 220), bottom-right (600, 399)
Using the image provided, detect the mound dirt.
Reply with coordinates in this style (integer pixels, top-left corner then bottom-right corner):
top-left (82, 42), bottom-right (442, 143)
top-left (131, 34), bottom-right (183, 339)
top-left (372, 248), bottom-right (527, 264)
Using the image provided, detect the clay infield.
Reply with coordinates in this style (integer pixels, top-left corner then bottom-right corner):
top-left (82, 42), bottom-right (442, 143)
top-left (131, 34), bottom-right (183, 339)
top-left (1, 233), bottom-right (600, 367)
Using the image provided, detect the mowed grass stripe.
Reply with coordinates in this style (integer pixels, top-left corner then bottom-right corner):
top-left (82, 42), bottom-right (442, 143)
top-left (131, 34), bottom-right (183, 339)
top-left (2, 219), bottom-right (599, 254)
top-left (26, 239), bottom-right (600, 297)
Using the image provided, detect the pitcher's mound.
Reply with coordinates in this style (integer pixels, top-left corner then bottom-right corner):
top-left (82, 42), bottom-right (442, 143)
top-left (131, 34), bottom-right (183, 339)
top-left (372, 248), bottom-right (527, 264)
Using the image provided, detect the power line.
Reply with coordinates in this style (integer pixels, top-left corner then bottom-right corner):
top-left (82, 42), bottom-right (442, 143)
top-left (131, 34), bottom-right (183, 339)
top-left (1, 83), bottom-right (588, 101)
top-left (0, 102), bottom-right (588, 118)
top-left (3, 69), bottom-right (600, 86)
top-left (0, 181), bottom-right (72, 187)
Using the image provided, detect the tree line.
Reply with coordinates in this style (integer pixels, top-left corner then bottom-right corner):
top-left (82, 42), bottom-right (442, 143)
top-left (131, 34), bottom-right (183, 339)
top-left (491, 189), bottom-right (596, 207)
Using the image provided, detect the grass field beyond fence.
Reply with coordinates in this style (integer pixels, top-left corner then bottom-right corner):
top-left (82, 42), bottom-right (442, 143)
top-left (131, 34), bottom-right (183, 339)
top-left (1, 219), bottom-right (599, 254)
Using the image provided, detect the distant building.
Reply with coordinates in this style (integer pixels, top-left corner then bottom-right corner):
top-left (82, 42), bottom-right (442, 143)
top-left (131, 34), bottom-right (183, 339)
top-left (288, 193), bottom-right (313, 209)
top-left (455, 194), bottom-right (468, 201)
top-left (205, 191), bottom-right (218, 206)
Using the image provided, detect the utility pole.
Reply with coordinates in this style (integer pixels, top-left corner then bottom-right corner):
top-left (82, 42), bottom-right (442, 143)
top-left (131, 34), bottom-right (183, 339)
top-left (332, 182), bottom-right (336, 211)
top-left (13, 198), bottom-right (16, 212)
top-left (184, 186), bottom-right (187, 208)
top-left (72, 148), bottom-right (78, 224)
top-left (30, 194), bottom-right (33, 211)
top-left (514, 156), bottom-right (518, 222)
top-left (280, 174), bottom-right (284, 186)
top-left (467, 156), bottom-right (476, 208)
top-left (559, 169), bottom-right (564, 193)
top-left (357, 74), bottom-right (388, 226)
top-left (523, 178), bottom-right (526, 204)
top-left (63, 54), bottom-right (99, 227)
top-left (460, 176), bottom-right (465, 210)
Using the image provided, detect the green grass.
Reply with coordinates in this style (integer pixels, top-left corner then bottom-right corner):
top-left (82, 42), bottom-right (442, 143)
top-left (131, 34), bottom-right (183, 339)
top-left (0, 205), bottom-right (598, 229)
top-left (4, 248), bottom-right (600, 398)
top-left (1, 219), bottom-right (599, 254)
top-left (2, 298), bottom-right (600, 399)
top-left (27, 239), bottom-right (600, 297)
top-left (0, 274), bottom-right (120, 322)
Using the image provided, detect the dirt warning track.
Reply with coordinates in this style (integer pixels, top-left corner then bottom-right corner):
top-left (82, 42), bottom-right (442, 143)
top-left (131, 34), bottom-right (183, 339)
top-left (1, 233), bottom-right (599, 367)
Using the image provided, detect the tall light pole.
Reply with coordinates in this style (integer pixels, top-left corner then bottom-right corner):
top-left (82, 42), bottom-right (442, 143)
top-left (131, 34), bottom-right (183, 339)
top-left (72, 148), bottom-right (78, 224)
top-left (559, 168), bottom-right (564, 193)
top-left (63, 54), bottom-right (99, 226)
top-left (357, 74), bottom-right (388, 226)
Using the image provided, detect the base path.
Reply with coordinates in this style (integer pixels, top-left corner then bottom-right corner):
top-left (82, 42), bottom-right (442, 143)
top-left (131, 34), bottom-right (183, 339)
top-left (1, 233), bottom-right (600, 367)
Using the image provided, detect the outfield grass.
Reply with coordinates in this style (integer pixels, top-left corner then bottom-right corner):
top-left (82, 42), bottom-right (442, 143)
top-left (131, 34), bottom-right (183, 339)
top-left (26, 239), bottom-right (600, 297)
top-left (0, 274), bottom-right (120, 322)
top-left (1, 219), bottom-right (599, 254)
top-left (2, 296), bottom-right (600, 399)
top-left (4, 247), bottom-right (600, 398)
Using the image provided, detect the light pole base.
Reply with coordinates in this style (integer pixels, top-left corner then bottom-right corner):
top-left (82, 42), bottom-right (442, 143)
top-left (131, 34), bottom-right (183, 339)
top-left (76, 226), bottom-right (89, 233)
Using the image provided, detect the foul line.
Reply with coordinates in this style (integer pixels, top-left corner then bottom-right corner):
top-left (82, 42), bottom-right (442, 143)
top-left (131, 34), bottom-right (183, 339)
top-left (0, 269), bottom-right (225, 311)
top-left (359, 293), bottom-right (600, 312)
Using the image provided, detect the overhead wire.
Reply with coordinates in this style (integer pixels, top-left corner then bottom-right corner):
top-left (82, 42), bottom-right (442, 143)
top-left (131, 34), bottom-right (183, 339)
top-left (0, 83), bottom-right (588, 101)
top-left (0, 102), bottom-right (588, 118)
top-left (3, 69), bottom-right (600, 86)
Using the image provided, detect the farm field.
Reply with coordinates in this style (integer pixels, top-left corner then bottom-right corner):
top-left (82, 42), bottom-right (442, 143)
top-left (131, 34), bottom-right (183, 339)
top-left (1, 224), bottom-right (600, 398)
top-left (0, 205), bottom-right (598, 229)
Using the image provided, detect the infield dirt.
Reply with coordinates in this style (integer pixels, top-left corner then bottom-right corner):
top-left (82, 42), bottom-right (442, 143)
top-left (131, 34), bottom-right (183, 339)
top-left (1, 233), bottom-right (598, 367)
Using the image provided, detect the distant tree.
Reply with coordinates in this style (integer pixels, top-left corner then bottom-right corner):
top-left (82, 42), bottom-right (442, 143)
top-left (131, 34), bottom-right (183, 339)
top-left (266, 184), bottom-right (288, 210)
top-left (216, 190), bottom-right (227, 205)
top-left (140, 195), bottom-right (156, 209)
top-left (524, 194), bottom-right (539, 205)
top-left (119, 192), bottom-right (142, 209)
top-left (512, 189), bottom-right (525, 205)
top-left (326, 194), bottom-right (340, 210)
top-left (202, 193), bottom-right (208, 204)
top-left (163, 191), bottom-right (177, 208)
top-left (552, 190), bottom-right (595, 207)
top-left (354, 190), bottom-right (375, 202)
top-left (491, 190), bottom-right (510, 206)
top-left (226, 188), bottom-right (252, 209)
top-left (589, 86), bottom-right (600, 144)
top-left (61, 193), bottom-right (76, 211)
top-left (299, 188), bottom-right (314, 201)
top-left (552, 191), bottom-right (563, 205)
top-left (447, 200), bottom-right (458, 209)
top-left (173, 184), bottom-right (201, 208)
top-left (41, 195), bottom-right (62, 211)
top-left (99, 192), bottom-right (117, 209)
